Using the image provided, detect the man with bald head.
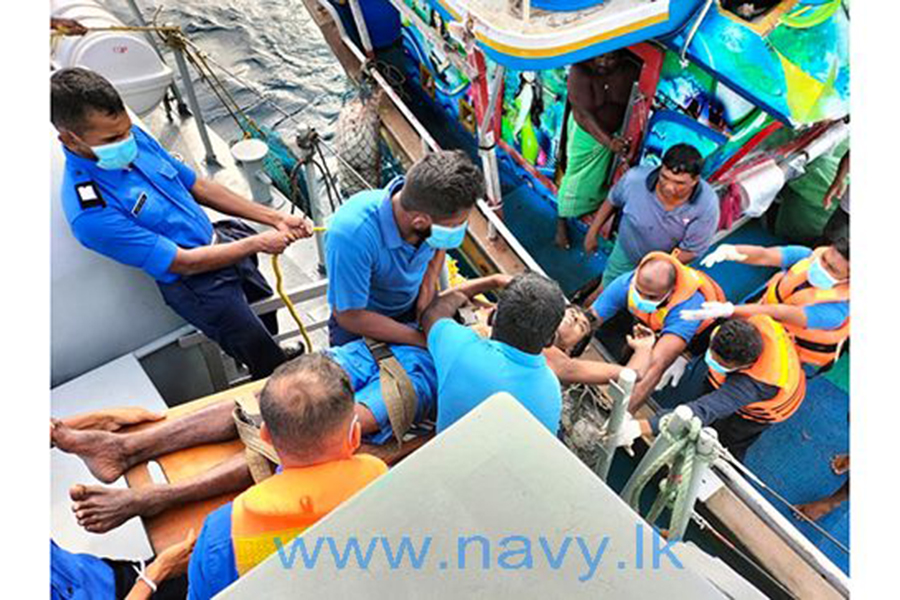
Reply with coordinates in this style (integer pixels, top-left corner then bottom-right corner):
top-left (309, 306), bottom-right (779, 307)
top-left (187, 353), bottom-right (387, 599)
top-left (589, 251), bottom-right (725, 410)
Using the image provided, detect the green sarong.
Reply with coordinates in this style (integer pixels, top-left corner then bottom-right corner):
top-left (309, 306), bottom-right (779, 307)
top-left (774, 138), bottom-right (849, 244)
top-left (557, 113), bottom-right (614, 218)
top-left (600, 239), bottom-right (637, 289)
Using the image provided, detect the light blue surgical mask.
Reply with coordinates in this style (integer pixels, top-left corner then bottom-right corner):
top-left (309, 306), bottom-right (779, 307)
top-left (807, 255), bottom-right (839, 290)
top-left (705, 348), bottom-right (734, 375)
top-left (629, 285), bottom-right (664, 313)
top-left (426, 221), bottom-right (468, 249)
top-left (92, 133), bottom-right (138, 170)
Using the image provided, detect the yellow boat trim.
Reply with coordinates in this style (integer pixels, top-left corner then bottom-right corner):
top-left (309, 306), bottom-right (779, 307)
top-left (473, 12), bottom-right (668, 59)
top-left (434, 0), bottom-right (461, 22)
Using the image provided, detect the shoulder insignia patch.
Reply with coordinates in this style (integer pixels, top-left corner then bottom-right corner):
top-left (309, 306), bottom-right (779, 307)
top-left (75, 182), bottom-right (106, 210)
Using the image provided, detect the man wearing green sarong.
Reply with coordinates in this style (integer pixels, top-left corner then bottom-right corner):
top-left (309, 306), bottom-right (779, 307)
top-left (556, 51), bottom-right (638, 249)
top-left (773, 138), bottom-right (849, 245)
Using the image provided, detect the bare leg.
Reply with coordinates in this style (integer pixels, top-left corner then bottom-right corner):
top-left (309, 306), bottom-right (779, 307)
top-left (796, 479), bottom-right (850, 522)
top-left (555, 218), bottom-right (571, 250)
top-left (70, 453), bottom-right (253, 533)
top-left (52, 401), bottom-right (237, 483)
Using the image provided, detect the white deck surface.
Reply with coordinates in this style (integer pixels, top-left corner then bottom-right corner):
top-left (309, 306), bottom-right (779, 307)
top-left (50, 101), bottom-right (330, 560)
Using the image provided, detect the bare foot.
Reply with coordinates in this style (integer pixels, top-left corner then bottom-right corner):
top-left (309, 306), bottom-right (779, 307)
top-left (51, 420), bottom-right (130, 483)
top-left (796, 498), bottom-right (840, 522)
top-left (70, 484), bottom-right (148, 534)
top-left (831, 454), bottom-right (849, 475)
top-left (555, 220), bottom-right (571, 250)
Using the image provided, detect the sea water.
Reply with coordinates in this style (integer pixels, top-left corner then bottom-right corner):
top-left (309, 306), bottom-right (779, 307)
top-left (106, 0), bottom-right (351, 143)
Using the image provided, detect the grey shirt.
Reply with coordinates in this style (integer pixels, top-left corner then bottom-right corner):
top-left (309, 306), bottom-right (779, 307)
top-left (609, 165), bottom-right (720, 264)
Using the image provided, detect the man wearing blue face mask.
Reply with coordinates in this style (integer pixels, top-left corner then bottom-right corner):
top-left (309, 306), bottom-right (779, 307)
top-left (587, 251), bottom-right (726, 411)
top-left (52, 68), bottom-right (314, 379)
top-left (606, 316), bottom-right (806, 460)
top-left (690, 237), bottom-right (850, 373)
top-left (325, 150), bottom-right (484, 347)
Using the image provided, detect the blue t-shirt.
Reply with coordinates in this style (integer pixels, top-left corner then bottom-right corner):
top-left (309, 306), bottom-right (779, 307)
top-left (608, 165), bottom-right (720, 264)
top-left (325, 177), bottom-right (436, 317)
top-left (428, 319), bottom-right (562, 434)
top-left (61, 125), bottom-right (213, 283)
top-left (591, 271), bottom-right (706, 343)
top-left (779, 246), bottom-right (849, 330)
top-left (187, 502), bottom-right (238, 600)
top-left (51, 540), bottom-right (116, 600)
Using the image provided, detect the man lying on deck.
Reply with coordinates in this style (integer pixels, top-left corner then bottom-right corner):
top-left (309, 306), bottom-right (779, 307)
top-left (351, 273), bottom-right (654, 444)
top-left (186, 353), bottom-right (387, 599)
top-left (421, 272), bottom-right (652, 435)
top-left (52, 275), bottom-right (653, 535)
top-left (588, 251), bottom-right (726, 411)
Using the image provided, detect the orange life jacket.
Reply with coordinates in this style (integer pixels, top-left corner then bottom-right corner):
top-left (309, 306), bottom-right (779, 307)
top-left (231, 454), bottom-right (387, 576)
top-left (761, 246), bottom-right (850, 368)
top-left (708, 315), bottom-right (807, 424)
top-left (627, 251), bottom-right (726, 334)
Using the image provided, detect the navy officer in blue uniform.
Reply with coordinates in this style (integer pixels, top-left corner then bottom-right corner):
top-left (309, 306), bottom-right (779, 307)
top-left (51, 68), bottom-right (314, 379)
top-left (325, 150), bottom-right (484, 347)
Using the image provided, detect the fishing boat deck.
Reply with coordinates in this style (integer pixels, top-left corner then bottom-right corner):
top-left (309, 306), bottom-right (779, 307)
top-left (49, 0), bottom-right (849, 594)
top-left (500, 170), bottom-right (850, 575)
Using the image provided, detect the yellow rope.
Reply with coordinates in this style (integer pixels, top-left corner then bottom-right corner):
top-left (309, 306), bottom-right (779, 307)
top-left (271, 255), bottom-right (314, 353)
top-left (51, 24), bottom-right (180, 42)
top-left (55, 18), bottom-right (328, 357)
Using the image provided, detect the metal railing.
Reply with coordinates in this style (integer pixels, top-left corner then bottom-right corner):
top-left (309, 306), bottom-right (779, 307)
top-left (177, 279), bottom-right (329, 389)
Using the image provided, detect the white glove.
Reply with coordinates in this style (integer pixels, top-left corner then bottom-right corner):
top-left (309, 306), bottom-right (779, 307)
top-left (600, 414), bottom-right (642, 449)
top-left (700, 244), bottom-right (748, 268)
top-left (680, 301), bottom-right (735, 322)
top-left (655, 355), bottom-right (690, 391)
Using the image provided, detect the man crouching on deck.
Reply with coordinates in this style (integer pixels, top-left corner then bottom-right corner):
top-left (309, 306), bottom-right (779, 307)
top-left (186, 353), bottom-right (386, 598)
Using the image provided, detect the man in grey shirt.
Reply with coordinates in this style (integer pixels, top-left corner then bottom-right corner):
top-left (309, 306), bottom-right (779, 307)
top-left (584, 143), bottom-right (720, 289)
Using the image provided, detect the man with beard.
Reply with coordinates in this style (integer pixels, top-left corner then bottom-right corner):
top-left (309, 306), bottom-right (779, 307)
top-left (324, 150), bottom-right (484, 347)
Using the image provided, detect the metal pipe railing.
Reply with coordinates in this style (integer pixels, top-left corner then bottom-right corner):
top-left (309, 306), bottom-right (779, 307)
top-left (170, 42), bottom-right (219, 165)
top-left (594, 368), bottom-right (636, 480)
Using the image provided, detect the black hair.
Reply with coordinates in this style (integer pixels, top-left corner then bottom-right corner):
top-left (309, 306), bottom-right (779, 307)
top-left (832, 236), bottom-right (850, 261)
top-left (662, 143), bottom-right (704, 177)
top-left (51, 68), bottom-right (126, 134)
top-left (400, 150), bottom-right (485, 219)
top-left (493, 272), bottom-right (566, 354)
top-left (711, 319), bottom-right (764, 368)
top-left (259, 353), bottom-right (355, 457)
top-left (569, 306), bottom-right (598, 358)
